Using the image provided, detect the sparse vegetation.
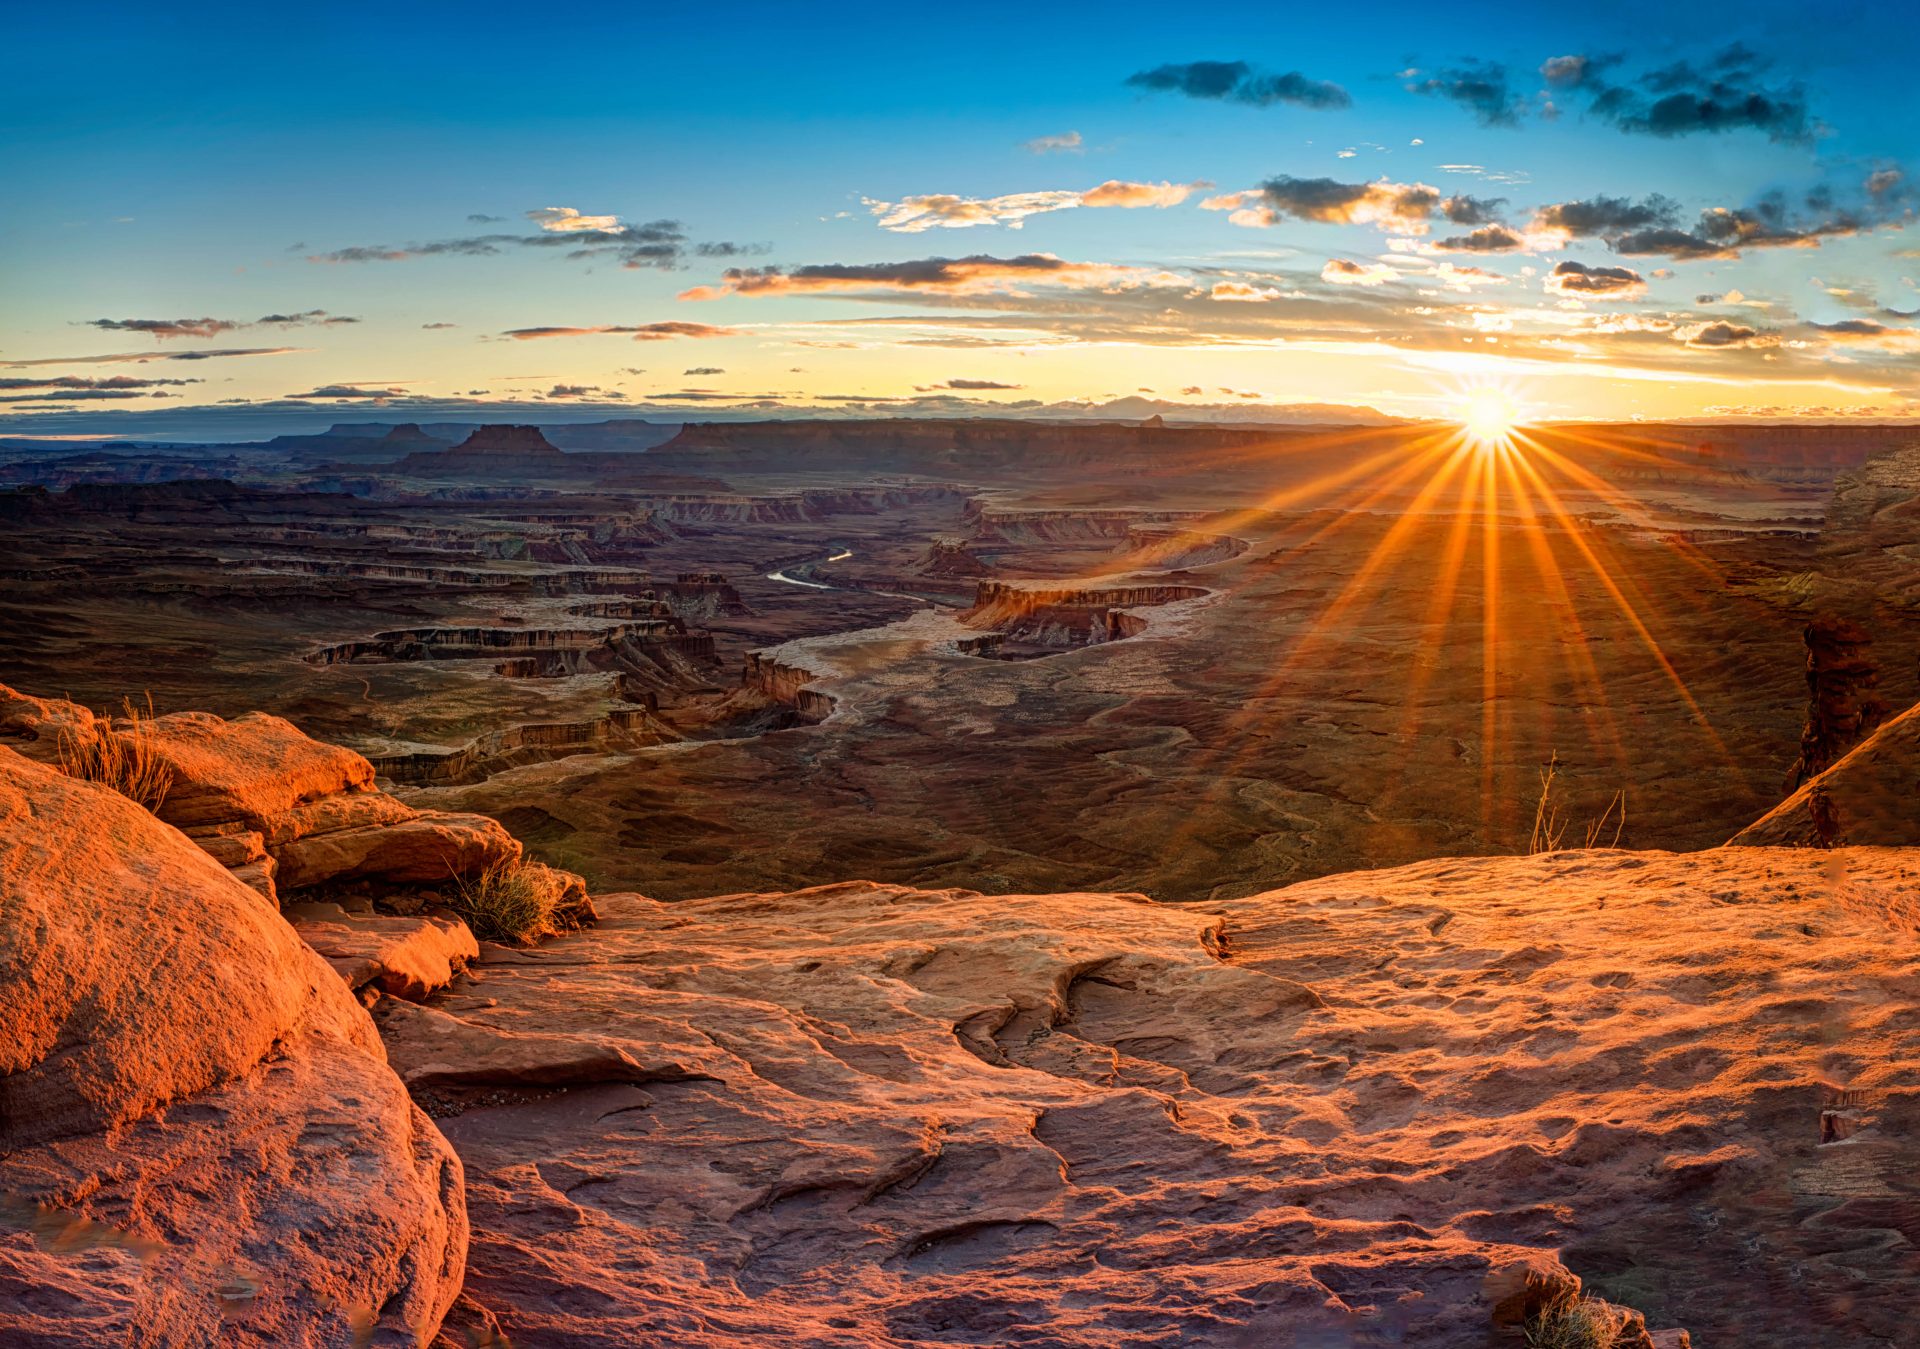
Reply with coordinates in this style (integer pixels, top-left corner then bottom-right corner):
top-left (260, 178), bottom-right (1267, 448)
top-left (56, 695), bottom-right (173, 813)
top-left (1528, 753), bottom-right (1626, 855)
top-left (1523, 1293), bottom-right (1633, 1349)
top-left (447, 859), bottom-right (563, 944)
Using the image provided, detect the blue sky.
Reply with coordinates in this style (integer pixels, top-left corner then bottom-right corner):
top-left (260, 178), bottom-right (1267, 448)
top-left (5, 0), bottom-right (1919, 435)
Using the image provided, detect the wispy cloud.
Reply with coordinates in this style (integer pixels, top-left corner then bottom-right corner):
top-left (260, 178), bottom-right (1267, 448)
top-left (865, 180), bottom-right (1208, 232)
top-left (498, 321), bottom-right (738, 341)
top-left (1023, 130), bottom-right (1082, 154)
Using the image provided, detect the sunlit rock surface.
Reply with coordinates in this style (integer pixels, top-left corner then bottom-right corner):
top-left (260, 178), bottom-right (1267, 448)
top-left (0, 748), bottom-right (466, 1346)
top-left (394, 848), bottom-right (1920, 1347)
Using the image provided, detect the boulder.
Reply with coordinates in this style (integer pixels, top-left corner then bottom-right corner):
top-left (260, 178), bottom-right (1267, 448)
top-left (286, 902), bottom-right (481, 1001)
top-left (273, 812), bottom-right (520, 892)
top-left (139, 709), bottom-right (375, 831)
top-left (0, 747), bottom-right (467, 1345)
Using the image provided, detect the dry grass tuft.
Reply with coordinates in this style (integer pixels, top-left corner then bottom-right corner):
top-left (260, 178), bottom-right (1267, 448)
top-left (57, 695), bottom-right (173, 813)
top-left (1529, 753), bottom-right (1626, 855)
top-left (447, 859), bottom-right (563, 945)
top-left (1523, 1293), bottom-right (1633, 1349)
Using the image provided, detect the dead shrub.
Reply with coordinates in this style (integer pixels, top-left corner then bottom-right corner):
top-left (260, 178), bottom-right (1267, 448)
top-left (56, 695), bottom-right (172, 813)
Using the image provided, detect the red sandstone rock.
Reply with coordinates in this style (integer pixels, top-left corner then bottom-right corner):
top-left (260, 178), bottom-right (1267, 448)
top-left (287, 901), bottom-right (481, 1001)
top-left (0, 747), bottom-right (467, 1345)
top-left (272, 810), bottom-right (520, 892)
top-left (139, 709), bottom-right (375, 830)
top-left (372, 853), bottom-right (1920, 1344)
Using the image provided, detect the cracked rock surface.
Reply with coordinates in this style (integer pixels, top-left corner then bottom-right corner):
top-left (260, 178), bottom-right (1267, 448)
top-left (387, 849), bottom-right (1920, 1347)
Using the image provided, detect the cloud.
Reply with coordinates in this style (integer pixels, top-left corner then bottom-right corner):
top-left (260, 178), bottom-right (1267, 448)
top-left (916, 378), bottom-right (1022, 390)
top-left (1543, 260), bottom-right (1647, 297)
top-left (85, 317), bottom-right (240, 340)
top-left (683, 366), bottom-right (726, 375)
top-left (1532, 194), bottom-right (1677, 238)
top-left (680, 254), bottom-right (1174, 299)
top-left (1677, 320), bottom-right (1777, 348)
top-left (292, 384), bottom-right (409, 399)
top-left (421, 321), bottom-right (459, 329)
top-left (84, 312), bottom-right (356, 340)
top-left (1406, 60), bottom-right (1525, 128)
top-left (1609, 228), bottom-right (1739, 261)
top-left (1547, 44), bottom-right (1813, 144)
top-left (499, 321), bottom-right (737, 341)
top-left (303, 212), bottom-right (748, 272)
top-left (254, 309), bottom-right (357, 327)
top-left (1023, 131), bottom-right (1083, 154)
top-left (1207, 176), bottom-right (1443, 233)
top-left (866, 180), bottom-right (1205, 232)
top-left (1322, 258), bottom-right (1398, 287)
top-left (527, 206), bottom-right (622, 233)
top-left (1435, 224), bottom-right (1527, 252)
top-left (0, 389), bottom-right (181, 403)
top-left (1441, 194), bottom-right (1506, 226)
top-left (0, 375), bottom-right (199, 391)
top-left (1209, 281), bottom-right (1289, 301)
top-left (545, 384), bottom-right (608, 398)
top-left (1126, 60), bottom-right (1350, 110)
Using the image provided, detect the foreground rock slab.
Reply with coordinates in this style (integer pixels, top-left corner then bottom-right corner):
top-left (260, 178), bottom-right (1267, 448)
top-left (372, 848), bottom-right (1920, 1346)
top-left (0, 748), bottom-right (467, 1346)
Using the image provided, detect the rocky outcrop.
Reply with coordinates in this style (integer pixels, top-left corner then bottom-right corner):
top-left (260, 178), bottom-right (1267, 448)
top-left (1789, 616), bottom-right (1888, 788)
top-left (447, 426), bottom-right (563, 457)
top-left (0, 685), bottom-right (525, 903)
top-left (961, 580), bottom-right (1211, 648)
top-left (286, 902), bottom-right (480, 1002)
top-left (1117, 526), bottom-right (1248, 569)
top-left (915, 536), bottom-right (992, 577)
top-left (741, 651), bottom-right (835, 722)
top-left (0, 748), bottom-right (467, 1345)
top-left (368, 707), bottom-right (672, 786)
top-left (1735, 698), bottom-right (1920, 846)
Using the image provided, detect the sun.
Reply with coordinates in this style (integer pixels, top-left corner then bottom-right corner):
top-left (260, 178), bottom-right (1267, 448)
top-left (1460, 386), bottom-right (1522, 449)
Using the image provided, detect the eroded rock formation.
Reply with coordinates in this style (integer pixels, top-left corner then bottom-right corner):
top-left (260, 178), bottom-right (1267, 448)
top-left (1789, 615), bottom-right (1888, 788)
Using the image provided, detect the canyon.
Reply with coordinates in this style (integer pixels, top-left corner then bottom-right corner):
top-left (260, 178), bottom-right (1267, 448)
top-left (7, 415), bottom-right (1920, 1345)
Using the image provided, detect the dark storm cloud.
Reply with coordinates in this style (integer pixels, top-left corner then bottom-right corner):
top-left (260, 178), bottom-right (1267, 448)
top-left (1406, 60), bottom-right (1525, 128)
top-left (1434, 224), bottom-right (1526, 252)
top-left (1125, 60), bottom-right (1351, 110)
top-left (1543, 260), bottom-right (1646, 296)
